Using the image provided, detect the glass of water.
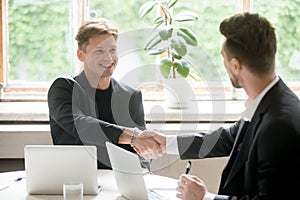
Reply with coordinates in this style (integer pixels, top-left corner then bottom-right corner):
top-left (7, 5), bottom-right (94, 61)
top-left (63, 182), bottom-right (83, 200)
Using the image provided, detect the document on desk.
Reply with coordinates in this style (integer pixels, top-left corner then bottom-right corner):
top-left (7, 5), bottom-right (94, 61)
top-left (0, 184), bottom-right (8, 192)
top-left (0, 177), bottom-right (24, 191)
top-left (0, 171), bottom-right (25, 192)
top-left (144, 174), bottom-right (178, 198)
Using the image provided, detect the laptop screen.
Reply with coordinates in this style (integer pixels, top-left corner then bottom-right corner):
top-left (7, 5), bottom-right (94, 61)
top-left (106, 142), bottom-right (178, 200)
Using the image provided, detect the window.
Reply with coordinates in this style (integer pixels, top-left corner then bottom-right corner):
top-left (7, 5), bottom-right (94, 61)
top-left (88, 0), bottom-right (157, 85)
top-left (1, 0), bottom-right (300, 100)
top-left (1, 0), bottom-right (83, 97)
top-left (8, 0), bottom-right (74, 83)
top-left (87, 0), bottom-right (238, 99)
top-left (254, 0), bottom-right (300, 81)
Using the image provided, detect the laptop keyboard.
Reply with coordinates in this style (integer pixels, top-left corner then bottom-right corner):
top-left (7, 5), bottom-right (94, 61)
top-left (148, 189), bottom-right (170, 200)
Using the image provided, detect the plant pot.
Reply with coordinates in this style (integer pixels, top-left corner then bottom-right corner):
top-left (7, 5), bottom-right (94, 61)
top-left (163, 78), bottom-right (193, 109)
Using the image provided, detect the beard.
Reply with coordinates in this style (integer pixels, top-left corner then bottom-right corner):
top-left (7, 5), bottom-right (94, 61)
top-left (230, 73), bottom-right (242, 89)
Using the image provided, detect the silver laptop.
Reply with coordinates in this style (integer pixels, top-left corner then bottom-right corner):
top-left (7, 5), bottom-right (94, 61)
top-left (106, 142), bottom-right (177, 200)
top-left (24, 145), bottom-right (100, 195)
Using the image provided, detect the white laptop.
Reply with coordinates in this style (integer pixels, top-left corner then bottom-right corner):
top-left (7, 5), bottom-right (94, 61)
top-left (106, 142), bottom-right (178, 200)
top-left (24, 145), bottom-right (101, 195)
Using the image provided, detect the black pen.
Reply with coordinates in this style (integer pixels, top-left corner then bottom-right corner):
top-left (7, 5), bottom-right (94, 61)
top-left (185, 161), bottom-right (192, 174)
top-left (14, 177), bottom-right (24, 182)
top-left (0, 177), bottom-right (25, 192)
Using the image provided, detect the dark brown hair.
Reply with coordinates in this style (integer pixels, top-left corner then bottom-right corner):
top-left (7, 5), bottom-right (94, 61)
top-left (75, 18), bottom-right (118, 52)
top-left (219, 12), bottom-right (277, 75)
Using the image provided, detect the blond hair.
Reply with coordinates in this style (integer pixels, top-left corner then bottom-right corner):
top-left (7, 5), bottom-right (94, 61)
top-left (75, 18), bottom-right (118, 52)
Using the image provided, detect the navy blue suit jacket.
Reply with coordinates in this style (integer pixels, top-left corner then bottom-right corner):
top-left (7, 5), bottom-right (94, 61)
top-left (177, 79), bottom-right (300, 199)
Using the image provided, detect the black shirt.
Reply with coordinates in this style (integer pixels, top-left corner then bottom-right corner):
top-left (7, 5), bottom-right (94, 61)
top-left (95, 83), bottom-right (114, 124)
top-left (94, 83), bottom-right (139, 169)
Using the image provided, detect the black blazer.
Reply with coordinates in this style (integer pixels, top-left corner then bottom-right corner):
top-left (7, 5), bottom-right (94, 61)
top-left (177, 79), bottom-right (300, 199)
top-left (48, 71), bottom-right (146, 168)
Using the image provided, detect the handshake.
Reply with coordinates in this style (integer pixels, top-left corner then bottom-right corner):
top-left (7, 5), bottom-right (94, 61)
top-left (131, 129), bottom-right (167, 159)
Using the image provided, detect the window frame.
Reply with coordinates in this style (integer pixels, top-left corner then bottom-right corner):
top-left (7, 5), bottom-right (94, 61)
top-left (0, 0), bottom-right (8, 86)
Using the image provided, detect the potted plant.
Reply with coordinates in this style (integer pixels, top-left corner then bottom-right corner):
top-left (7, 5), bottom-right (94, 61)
top-left (139, 0), bottom-right (199, 108)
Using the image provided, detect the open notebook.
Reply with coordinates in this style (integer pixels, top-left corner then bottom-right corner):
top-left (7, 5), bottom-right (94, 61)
top-left (106, 142), bottom-right (178, 200)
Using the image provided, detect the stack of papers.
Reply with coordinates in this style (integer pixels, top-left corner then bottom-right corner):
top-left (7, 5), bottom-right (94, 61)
top-left (144, 174), bottom-right (178, 199)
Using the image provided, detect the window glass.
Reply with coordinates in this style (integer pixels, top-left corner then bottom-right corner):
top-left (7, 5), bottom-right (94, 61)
top-left (88, 0), bottom-right (156, 84)
top-left (7, 0), bottom-right (77, 83)
top-left (176, 1), bottom-right (237, 82)
top-left (88, 1), bottom-right (237, 85)
top-left (254, 0), bottom-right (300, 81)
top-left (6, 1), bottom-right (299, 87)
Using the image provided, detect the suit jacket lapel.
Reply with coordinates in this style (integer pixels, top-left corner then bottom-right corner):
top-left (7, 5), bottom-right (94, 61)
top-left (110, 79), bottom-right (136, 126)
top-left (74, 71), bottom-right (98, 117)
top-left (220, 119), bottom-right (247, 190)
top-left (222, 93), bottom-right (271, 190)
top-left (223, 120), bottom-right (256, 188)
top-left (110, 78), bottom-right (123, 119)
top-left (221, 79), bottom-right (284, 191)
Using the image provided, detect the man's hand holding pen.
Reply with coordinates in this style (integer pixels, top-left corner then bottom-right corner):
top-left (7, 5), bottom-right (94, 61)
top-left (176, 161), bottom-right (208, 200)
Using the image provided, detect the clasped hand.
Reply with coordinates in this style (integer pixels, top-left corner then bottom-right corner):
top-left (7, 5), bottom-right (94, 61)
top-left (133, 130), bottom-right (166, 159)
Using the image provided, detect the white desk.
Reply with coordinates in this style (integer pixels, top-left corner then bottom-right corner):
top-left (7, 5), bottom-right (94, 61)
top-left (0, 170), bottom-right (126, 200)
top-left (0, 170), bottom-right (179, 200)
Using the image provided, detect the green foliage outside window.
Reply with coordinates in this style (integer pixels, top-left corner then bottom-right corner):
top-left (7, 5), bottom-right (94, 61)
top-left (89, 0), bottom-right (157, 83)
top-left (8, 0), bottom-right (74, 82)
top-left (6, 0), bottom-right (300, 83)
top-left (174, 1), bottom-right (235, 81)
top-left (255, 0), bottom-right (300, 80)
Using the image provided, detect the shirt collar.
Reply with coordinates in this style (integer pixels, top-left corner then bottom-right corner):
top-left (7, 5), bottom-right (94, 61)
top-left (241, 76), bottom-right (279, 122)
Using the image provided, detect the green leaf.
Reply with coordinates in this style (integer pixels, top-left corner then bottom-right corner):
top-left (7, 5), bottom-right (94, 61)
top-left (160, 58), bottom-right (172, 78)
top-left (172, 60), bottom-right (181, 69)
top-left (167, 0), bottom-right (178, 8)
top-left (159, 25), bottom-right (173, 40)
top-left (171, 37), bottom-right (187, 57)
top-left (154, 16), bottom-right (164, 24)
top-left (139, 1), bottom-right (156, 20)
top-left (176, 60), bottom-right (190, 78)
top-left (174, 11), bottom-right (198, 22)
top-left (145, 34), bottom-right (161, 50)
top-left (177, 27), bottom-right (198, 46)
top-left (153, 17), bottom-right (164, 31)
top-left (170, 50), bottom-right (182, 59)
top-left (153, 22), bottom-right (164, 31)
top-left (146, 48), bottom-right (166, 55)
